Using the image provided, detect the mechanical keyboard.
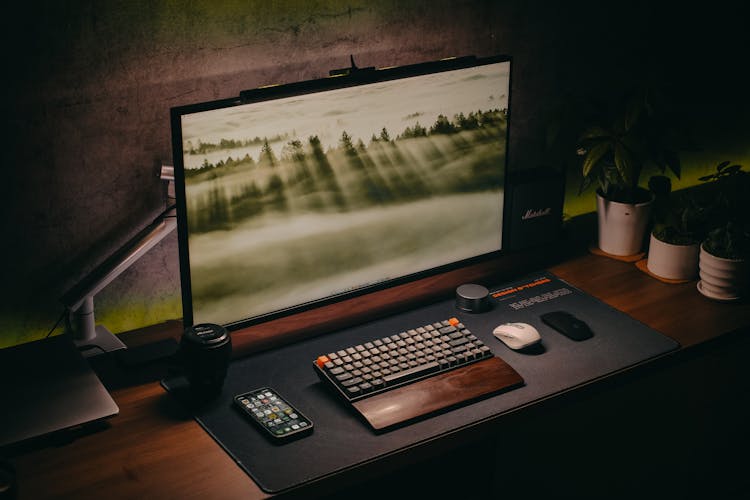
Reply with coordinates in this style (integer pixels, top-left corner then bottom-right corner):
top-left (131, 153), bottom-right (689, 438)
top-left (313, 317), bottom-right (494, 402)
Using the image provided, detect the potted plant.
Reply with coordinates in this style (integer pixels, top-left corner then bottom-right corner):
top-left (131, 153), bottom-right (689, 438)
top-left (577, 88), bottom-right (682, 256)
top-left (695, 161), bottom-right (750, 300)
top-left (645, 176), bottom-right (707, 280)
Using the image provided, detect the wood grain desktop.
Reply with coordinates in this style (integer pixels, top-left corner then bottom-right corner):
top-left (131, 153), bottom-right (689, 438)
top-left (8, 252), bottom-right (750, 500)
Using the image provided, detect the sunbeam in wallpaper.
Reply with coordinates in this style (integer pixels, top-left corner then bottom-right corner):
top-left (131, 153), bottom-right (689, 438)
top-left (175, 57), bottom-right (511, 327)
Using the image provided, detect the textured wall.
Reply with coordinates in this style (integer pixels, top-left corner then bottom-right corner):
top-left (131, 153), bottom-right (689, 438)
top-left (1, 1), bottom-right (748, 347)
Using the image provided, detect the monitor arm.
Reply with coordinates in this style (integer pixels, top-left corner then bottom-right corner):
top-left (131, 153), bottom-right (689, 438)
top-left (60, 165), bottom-right (176, 356)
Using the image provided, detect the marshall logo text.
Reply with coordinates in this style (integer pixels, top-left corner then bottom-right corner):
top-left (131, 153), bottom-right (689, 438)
top-left (521, 208), bottom-right (552, 220)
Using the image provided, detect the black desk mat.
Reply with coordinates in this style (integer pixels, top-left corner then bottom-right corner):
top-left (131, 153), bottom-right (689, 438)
top-left (162, 271), bottom-right (679, 493)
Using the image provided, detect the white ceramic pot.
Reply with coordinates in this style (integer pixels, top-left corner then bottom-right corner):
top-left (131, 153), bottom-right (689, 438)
top-left (697, 243), bottom-right (748, 301)
top-left (646, 233), bottom-right (699, 280)
top-left (596, 191), bottom-right (654, 256)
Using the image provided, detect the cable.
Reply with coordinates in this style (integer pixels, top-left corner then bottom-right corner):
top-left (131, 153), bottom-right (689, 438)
top-left (45, 308), bottom-right (67, 338)
top-left (153, 203), bottom-right (176, 223)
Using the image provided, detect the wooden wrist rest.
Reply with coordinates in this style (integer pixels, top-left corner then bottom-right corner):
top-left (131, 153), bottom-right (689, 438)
top-left (352, 356), bottom-right (524, 431)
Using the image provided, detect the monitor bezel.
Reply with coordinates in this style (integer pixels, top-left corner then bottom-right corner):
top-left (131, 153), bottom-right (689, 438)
top-left (171, 54), bottom-right (513, 331)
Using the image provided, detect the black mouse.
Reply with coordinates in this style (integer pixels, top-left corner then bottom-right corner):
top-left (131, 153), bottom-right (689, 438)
top-left (540, 311), bottom-right (593, 341)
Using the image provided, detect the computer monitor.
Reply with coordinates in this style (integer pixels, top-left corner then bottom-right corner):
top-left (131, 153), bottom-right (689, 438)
top-left (171, 55), bottom-right (512, 330)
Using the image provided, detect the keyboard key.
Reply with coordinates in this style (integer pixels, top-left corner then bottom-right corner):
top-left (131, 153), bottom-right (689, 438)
top-left (449, 337), bottom-right (469, 347)
top-left (341, 377), bottom-right (363, 387)
top-left (452, 343), bottom-right (470, 353)
top-left (316, 355), bottom-right (330, 368)
top-left (383, 361), bottom-right (439, 384)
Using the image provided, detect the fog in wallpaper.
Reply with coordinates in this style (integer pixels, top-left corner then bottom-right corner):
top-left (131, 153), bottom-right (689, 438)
top-left (181, 62), bottom-right (510, 325)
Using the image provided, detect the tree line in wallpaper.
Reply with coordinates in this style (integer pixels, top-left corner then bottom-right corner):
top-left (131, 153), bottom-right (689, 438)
top-left (185, 108), bottom-right (507, 234)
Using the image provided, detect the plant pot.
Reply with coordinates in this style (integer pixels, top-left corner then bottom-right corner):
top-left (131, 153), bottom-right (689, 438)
top-left (646, 233), bottom-right (699, 280)
top-left (596, 191), bottom-right (654, 256)
top-left (697, 243), bottom-right (748, 301)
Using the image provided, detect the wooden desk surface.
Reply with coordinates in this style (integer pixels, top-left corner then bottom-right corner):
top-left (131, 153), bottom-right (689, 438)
top-left (9, 253), bottom-right (750, 500)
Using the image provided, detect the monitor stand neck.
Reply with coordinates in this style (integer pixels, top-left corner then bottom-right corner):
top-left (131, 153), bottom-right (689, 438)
top-left (71, 296), bottom-right (126, 357)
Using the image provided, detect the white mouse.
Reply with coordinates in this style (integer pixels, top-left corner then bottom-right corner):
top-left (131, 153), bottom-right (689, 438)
top-left (492, 322), bottom-right (541, 350)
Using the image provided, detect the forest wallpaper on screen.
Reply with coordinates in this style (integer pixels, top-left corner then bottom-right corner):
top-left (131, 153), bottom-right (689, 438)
top-left (181, 63), bottom-right (509, 324)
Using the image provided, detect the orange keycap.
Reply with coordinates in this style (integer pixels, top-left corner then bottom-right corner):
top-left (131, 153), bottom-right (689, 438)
top-left (316, 355), bottom-right (330, 368)
top-left (448, 317), bottom-right (460, 326)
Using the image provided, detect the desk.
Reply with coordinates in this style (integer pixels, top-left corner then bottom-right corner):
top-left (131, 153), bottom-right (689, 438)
top-left (9, 253), bottom-right (750, 499)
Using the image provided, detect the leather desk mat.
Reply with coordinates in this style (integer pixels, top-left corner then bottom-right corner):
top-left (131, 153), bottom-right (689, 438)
top-left (162, 271), bottom-right (679, 493)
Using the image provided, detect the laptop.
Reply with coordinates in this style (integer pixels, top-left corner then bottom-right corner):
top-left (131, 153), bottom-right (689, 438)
top-left (0, 334), bottom-right (119, 449)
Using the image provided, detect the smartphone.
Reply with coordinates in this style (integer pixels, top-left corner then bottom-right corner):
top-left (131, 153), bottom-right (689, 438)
top-left (233, 387), bottom-right (313, 442)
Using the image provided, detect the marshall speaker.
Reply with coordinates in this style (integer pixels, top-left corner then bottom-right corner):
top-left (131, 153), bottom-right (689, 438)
top-left (505, 166), bottom-right (565, 251)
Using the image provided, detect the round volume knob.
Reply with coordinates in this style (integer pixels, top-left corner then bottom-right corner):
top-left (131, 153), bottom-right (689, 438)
top-left (455, 284), bottom-right (490, 313)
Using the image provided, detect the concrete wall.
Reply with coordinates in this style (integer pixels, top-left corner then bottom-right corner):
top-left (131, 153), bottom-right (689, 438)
top-left (1, 1), bottom-right (748, 347)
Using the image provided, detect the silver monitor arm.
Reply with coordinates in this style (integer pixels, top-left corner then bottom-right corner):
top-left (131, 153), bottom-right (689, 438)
top-left (60, 165), bottom-right (176, 356)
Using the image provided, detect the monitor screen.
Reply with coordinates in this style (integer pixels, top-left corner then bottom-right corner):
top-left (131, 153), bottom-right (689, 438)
top-left (172, 55), bottom-right (511, 329)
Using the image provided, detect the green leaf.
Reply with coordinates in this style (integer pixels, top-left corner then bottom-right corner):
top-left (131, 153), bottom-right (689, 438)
top-left (581, 142), bottom-right (611, 179)
top-left (723, 164), bottom-right (742, 175)
top-left (614, 141), bottom-right (636, 186)
top-left (578, 175), bottom-right (592, 195)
